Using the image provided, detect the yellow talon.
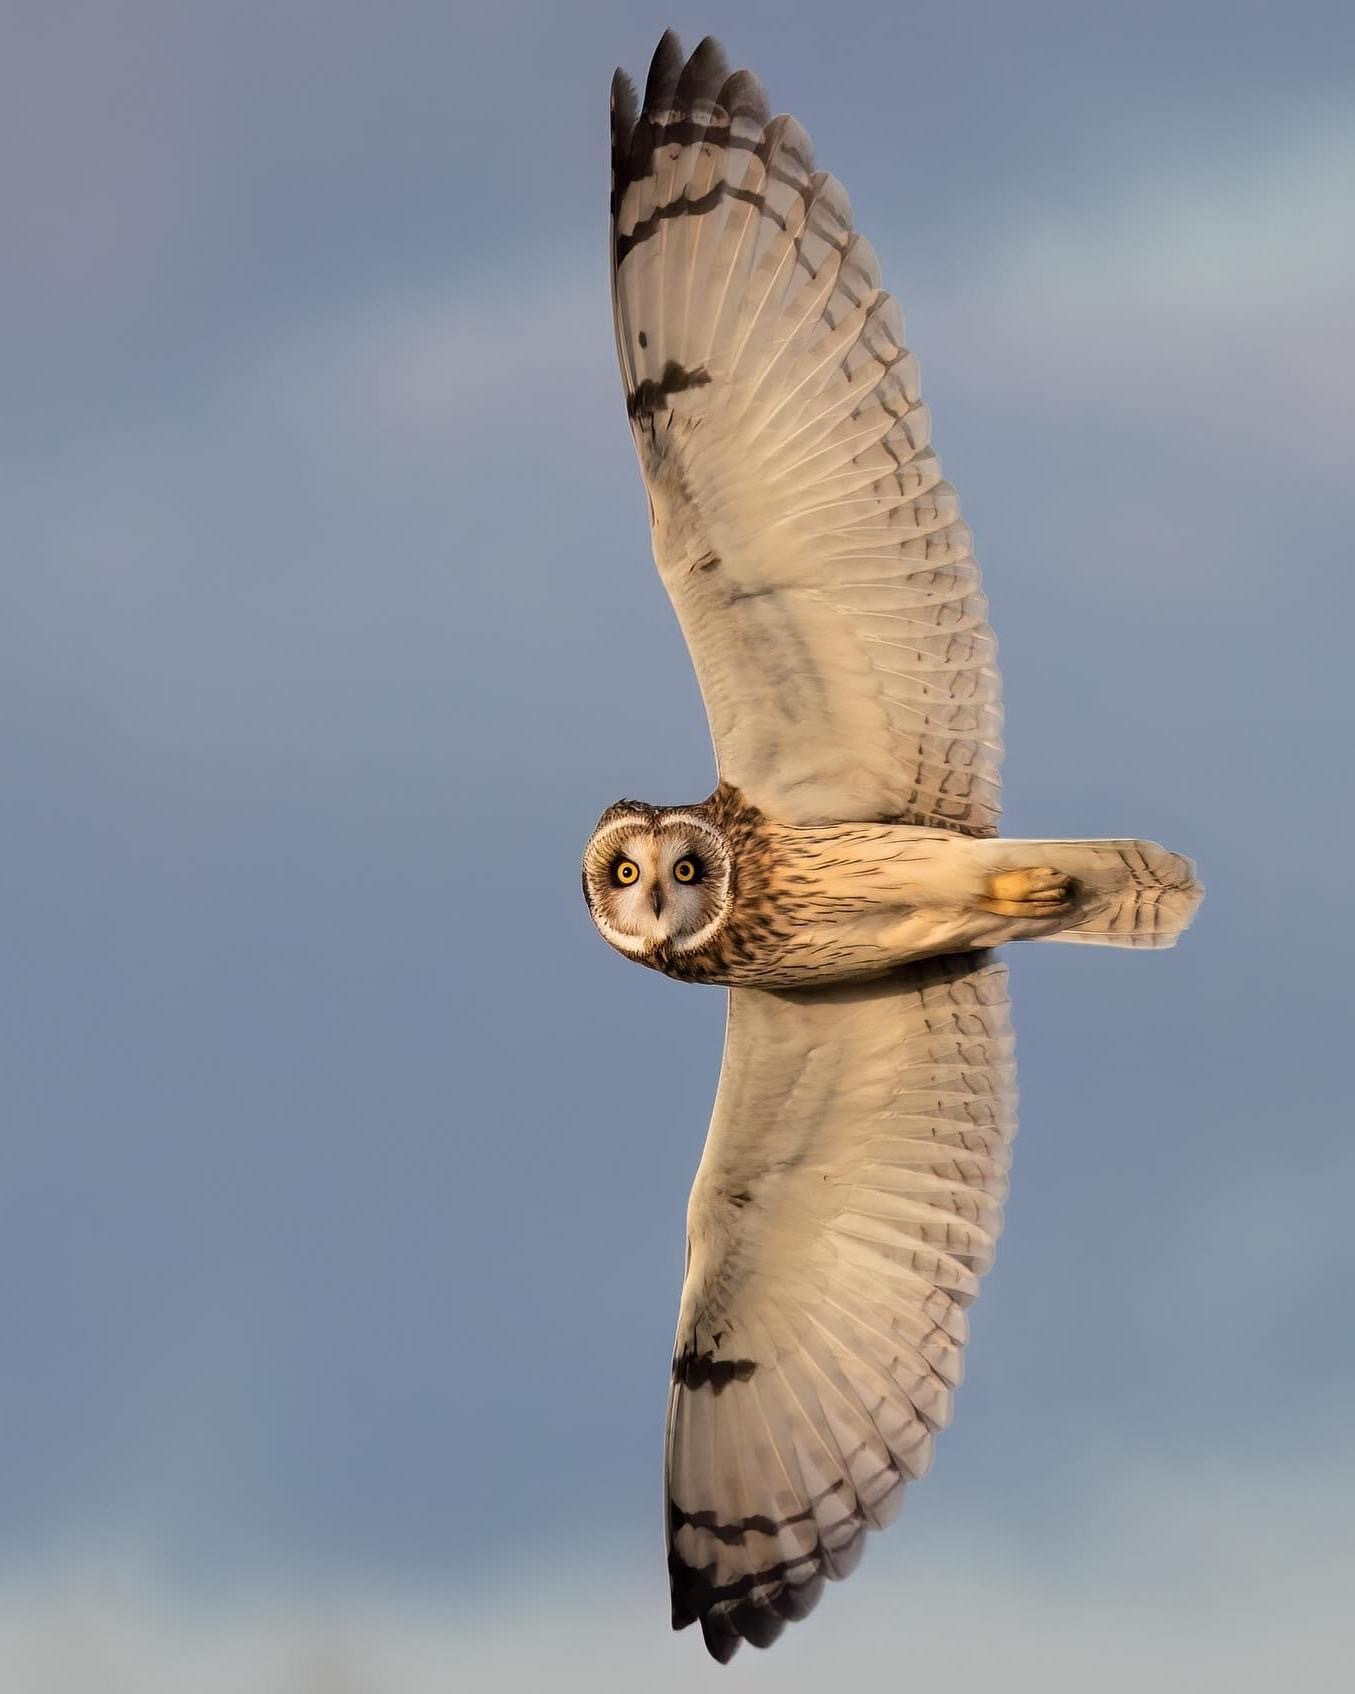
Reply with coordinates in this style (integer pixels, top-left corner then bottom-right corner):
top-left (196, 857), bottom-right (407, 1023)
top-left (980, 866), bottom-right (1075, 918)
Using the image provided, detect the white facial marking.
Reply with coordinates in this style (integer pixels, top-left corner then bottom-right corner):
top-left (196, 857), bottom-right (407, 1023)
top-left (583, 811), bottom-right (732, 959)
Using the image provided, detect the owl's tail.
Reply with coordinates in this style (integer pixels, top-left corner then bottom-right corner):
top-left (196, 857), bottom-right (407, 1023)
top-left (980, 837), bottom-right (1203, 949)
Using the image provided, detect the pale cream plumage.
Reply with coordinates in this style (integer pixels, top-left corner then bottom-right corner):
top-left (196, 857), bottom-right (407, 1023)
top-left (585, 31), bottom-right (1201, 1663)
top-left (612, 39), bottom-right (999, 834)
top-left (668, 956), bottom-right (1015, 1659)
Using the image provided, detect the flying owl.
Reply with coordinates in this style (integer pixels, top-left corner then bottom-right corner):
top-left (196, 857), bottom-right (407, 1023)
top-left (582, 32), bottom-right (1201, 1663)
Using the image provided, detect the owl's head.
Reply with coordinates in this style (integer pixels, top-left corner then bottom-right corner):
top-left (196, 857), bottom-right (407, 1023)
top-left (582, 801), bottom-right (733, 963)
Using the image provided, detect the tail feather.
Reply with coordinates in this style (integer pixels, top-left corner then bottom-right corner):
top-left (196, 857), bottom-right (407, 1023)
top-left (988, 838), bottom-right (1202, 949)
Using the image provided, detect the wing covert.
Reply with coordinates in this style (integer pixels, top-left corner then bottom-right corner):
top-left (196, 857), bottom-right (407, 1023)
top-left (666, 953), bottom-right (1017, 1660)
top-left (611, 34), bottom-right (1003, 834)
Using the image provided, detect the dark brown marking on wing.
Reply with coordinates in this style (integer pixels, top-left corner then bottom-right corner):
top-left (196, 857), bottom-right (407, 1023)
top-left (626, 359), bottom-right (712, 420)
top-left (673, 1344), bottom-right (758, 1392)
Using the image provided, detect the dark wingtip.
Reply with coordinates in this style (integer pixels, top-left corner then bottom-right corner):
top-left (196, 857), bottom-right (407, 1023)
top-left (675, 36), bottom-right (730, 108)
top-left (609, 69), bottom-right (639, 216)
top-left (699, 1612), bottom-right (742, 1664)
top-left (731, 1599), bottom-right (787, 1651)
top-left (643, 29), bottom-right (685, 112)
top-left (610, 68), bottom-right (637, 130)
top-left (770, 1569), bottom-right (825, 1622)
top-left (717, 67), bottom-right (770, 126)
top-left (670, 1531), bottom-right (829, 1661)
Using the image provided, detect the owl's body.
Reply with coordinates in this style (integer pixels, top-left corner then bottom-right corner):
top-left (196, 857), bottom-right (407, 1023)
top-left (585, 782), bottom-right (1199, 989)
top-left (579, 33), bottom-right (1202, 1666)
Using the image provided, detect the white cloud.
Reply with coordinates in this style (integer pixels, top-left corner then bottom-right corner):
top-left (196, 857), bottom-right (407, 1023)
top-left (5, 1435), bottom-right (1350, 1694)
top-left (1001, 102), bottom-right (1355, 315)
top-left (255, 267), bottom-right (612, 473)
top-left (909, 101), bottom-right (1355, 488)
top-left (234, 93), bottom-right (1352, 589)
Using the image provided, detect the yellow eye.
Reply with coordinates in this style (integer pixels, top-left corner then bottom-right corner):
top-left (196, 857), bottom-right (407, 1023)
top-left (613, 857), bottom-right (640, 886)
top-left (673, 857), bottom-right (701, 884)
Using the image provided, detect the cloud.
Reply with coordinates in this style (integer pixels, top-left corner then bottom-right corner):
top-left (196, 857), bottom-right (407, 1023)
top-left (4, 1434), bottom-right (1350, 1693)
top-left (230, 90), bottom-right (1352, 625)
top-left (21, 67), bottom-right (1348, 640)
top-left (996, 100), bottom-right (1355, 314)
top-left (251, 267), bottom-right (612, 476)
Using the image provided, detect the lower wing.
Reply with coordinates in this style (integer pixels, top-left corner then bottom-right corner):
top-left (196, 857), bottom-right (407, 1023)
top-left (667, 953), bottom-right (1016, 1660)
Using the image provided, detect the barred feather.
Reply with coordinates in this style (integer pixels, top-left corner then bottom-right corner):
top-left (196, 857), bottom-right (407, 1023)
top-left (610, 32), bottom-right (1002, 836)
top-left (666, 954), bottom-right (1016, 1659)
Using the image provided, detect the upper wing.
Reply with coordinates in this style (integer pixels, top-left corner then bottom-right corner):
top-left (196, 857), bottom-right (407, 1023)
top-left (611, 34), bottom-right (1002, 834)
top-left (667, 953), bottom-right (1015, 1661)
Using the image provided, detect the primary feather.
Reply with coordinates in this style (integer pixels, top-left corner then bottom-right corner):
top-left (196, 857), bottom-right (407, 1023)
top-left (667, 953), bottom-right (1015, 1660)
top-left (611, 32), bottom-right (1002, 835)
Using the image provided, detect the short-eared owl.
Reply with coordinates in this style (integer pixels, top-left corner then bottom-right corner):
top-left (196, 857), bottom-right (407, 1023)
top-left (583, 32), bottom-right (1201, 1663)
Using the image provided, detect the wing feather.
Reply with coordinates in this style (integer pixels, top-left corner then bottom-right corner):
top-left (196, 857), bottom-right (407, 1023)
top-left (666, 952), bottom-right (1016, 1658)
top-left (611, 36), bottom-right (1003, 833)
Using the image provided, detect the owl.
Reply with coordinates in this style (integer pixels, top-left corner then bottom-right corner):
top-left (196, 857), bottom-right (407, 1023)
top-left (582, 33), bottom-right (1201, 1663)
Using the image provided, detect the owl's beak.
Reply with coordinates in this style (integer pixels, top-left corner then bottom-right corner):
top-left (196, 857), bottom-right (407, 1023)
top-left (650, 888), bottom-right (665, 919)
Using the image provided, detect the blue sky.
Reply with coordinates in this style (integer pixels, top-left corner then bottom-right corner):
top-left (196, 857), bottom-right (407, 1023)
top-left (3, 3), bottom-right (1353, 1687)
